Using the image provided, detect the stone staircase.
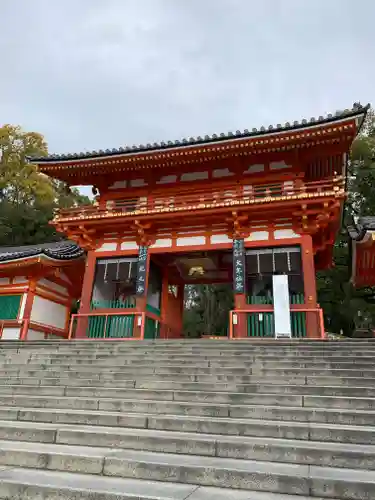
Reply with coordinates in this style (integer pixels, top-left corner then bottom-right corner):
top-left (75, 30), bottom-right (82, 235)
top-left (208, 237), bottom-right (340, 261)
top-left (0, 340), bottom-right (372, 499)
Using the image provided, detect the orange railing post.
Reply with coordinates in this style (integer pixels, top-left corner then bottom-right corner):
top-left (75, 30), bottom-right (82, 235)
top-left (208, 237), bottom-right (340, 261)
top-left (68, 314), bottom-right (76, 340)
top-left (319, 308), bottom-right (325, 339)
top-left (229, 311), bottom-right (233, 339)
top-left (19, 319), bottom-right (29, 341)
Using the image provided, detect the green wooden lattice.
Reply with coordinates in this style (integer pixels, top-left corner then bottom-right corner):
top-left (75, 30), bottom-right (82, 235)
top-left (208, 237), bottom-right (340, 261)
top-left (247, 293), bottom-right (306, 338)
top-left (0, 295), bottom-right (21, 320)
top-left (88, 298), bottom-right (135, 338)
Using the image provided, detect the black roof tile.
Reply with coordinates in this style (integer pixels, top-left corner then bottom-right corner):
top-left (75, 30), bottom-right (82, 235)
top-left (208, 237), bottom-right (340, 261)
top-left (0, 241), bottom-right (84, 264)
top-left (28, 102), bottom-right (369, 164)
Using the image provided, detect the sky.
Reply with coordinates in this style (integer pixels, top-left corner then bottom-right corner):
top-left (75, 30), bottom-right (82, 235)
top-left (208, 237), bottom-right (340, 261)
top-left (1, 0), bottom-right (374, 194)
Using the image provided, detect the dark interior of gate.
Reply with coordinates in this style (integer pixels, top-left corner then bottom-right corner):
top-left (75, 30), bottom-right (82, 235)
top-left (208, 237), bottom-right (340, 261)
top-left (85, 245), bottom-right (306, 339)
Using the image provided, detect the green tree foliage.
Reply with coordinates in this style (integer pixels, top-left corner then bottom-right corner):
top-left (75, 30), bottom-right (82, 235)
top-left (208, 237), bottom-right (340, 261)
top-left (184, 284), bottom-right (233, 337)
top-left (0, 124), bottom-right (90, 246)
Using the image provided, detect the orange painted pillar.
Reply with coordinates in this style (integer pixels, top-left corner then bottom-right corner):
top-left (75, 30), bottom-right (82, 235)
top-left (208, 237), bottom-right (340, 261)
top-left (301, 235), bottom-right (320, 338)
top-left (160, 268), bottom-right (169, 339)
top-left (19, 282), bottom-right (36, 340)
top-left (234, 294), bottom-right (247, 338)
top-left (76, 251), bottom-right (96, 338)
top-left (176, 285), bottom-right (184, 338)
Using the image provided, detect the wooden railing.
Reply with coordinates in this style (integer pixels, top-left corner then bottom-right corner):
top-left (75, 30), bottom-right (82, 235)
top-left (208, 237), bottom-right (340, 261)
top-left (68, 310), bottom-right (182, 340)
top-left (228, 307), bottom-right (325, 339)
top-left (55, 177), bottom-right (344, 221)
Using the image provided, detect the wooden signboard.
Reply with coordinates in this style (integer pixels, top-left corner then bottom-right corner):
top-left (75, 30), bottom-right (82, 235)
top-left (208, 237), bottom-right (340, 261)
top-left (233, 239), bottom-right (246, 294)
top-left (136, 246), bottom-right (148, 296)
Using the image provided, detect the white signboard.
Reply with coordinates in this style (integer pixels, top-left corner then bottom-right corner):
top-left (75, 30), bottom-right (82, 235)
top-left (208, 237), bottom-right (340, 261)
top-left (272, 274), bottom-right (292, 339)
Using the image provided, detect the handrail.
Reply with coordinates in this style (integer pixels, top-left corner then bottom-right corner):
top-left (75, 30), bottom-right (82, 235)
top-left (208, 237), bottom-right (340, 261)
top-left (229, 307), bottom-right (325, 340)
top-left (54, 177), bottom-right (345, 221)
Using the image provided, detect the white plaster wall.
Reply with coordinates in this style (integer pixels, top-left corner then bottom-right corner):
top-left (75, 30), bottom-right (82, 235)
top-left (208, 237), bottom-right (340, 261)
top-left (244, 164), bottom-right (264, 174)
top-left (176, 236), bottom-right (206, 247)
top-left (18, 293), bottom-right (28, 319)
top-left (30, 296), bottom-right (67, 330)
top-left (13, 276), bottom-right (27, 284)
top-left (151, 238), bottom-right (173, 248)
top-left (213, 168), bottom-right (233, 178)
top-left (274, 229), bottom-right (300, 239)
top-left (245, 231), bottom-right (269, 242)
top-left (27, 329), bottom-right (45, 340)
top-left (96, 242), bottom-right (117, 252)
top-left (38, 279), bottom-right (68, 296)
top-left (130, 179), bottom-right (147, 187)
top-left (121, 241), bottom-right (138, 250)
top-left (157, 175), bottom-right (177, 184)
top-left (210, 234), bottom-right (232, 244)
top-left (270, 160), bottom-right (290, 170)
top-left (1, 327), bottom-right (21, 340)
top-left (181, 171), bottom-right (208, 182)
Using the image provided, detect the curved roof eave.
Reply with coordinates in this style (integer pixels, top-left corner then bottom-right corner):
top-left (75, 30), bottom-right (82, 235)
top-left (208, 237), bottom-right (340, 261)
top-left (27, 103), bottom-right (370, 165)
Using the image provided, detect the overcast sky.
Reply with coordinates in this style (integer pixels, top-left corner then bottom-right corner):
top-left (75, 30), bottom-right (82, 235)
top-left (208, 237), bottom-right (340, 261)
top-left (1, 0), bottom-right (374, 159)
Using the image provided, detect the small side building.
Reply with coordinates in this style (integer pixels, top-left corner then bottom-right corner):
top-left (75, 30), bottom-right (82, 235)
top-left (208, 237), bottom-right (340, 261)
top-left (0, 242), bottom-right (85, 340)
top-left (348, 217), bottom-right (375, 288)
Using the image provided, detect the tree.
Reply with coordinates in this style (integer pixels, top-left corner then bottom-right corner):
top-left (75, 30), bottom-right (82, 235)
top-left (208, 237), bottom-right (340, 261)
top-left (0, 124), bottom-right (90, 246)
top-left (0, 125), bottom-right (54, 206)
top-left (184, 284), bottom-right (233, 336)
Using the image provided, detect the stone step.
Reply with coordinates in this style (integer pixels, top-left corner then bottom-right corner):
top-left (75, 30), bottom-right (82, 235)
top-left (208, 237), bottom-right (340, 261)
top-left (99, 447), bottom-right (375, 498)
top-left (23, 352), bottom-right (375, 361)
top-left (3, 338), bottom-right (373, 346)
top-left (5, 358), bottom-right (375, 369)
top-left (3, 364), bottom-right (375, 381)
top-left (8, 407), bottom-right (375, 443)
top-left (0, 467), bottom-right (340, 500)
top-left (3, 366), bottom-right (375, 379)
top-left (0, 440), bottom-right (371, 498)
top-left (0, 421), bottom-right (373, 468)
top-left (0, 381), bottom-right (375, 398)
top-left (1, 401), bottom-right (374, 429)
top-left (4, 383), bottom-right (375, 404)
top-left (0, 466), bottom-right (197, 500)
top-left (2, 374), bottom-right (374, 389)
top-left (1, 391), bottom-right (374, 413)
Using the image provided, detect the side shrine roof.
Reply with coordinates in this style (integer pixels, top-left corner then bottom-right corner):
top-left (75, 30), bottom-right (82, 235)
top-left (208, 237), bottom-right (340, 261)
top-left (29, 102), bottom-right (369, 164)
top-left (0, 241), bottom-right (84, 266)
top-left (347, 217), bottom-right (375, 242)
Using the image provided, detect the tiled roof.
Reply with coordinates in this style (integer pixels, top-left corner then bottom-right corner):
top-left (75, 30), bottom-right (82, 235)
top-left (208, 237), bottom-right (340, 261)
top-left (28, 102), bottom-right (369, 163)
top-left (347, 217), bottom-right (375, 241)
top-left (0, 241), bottom-right (84, 264)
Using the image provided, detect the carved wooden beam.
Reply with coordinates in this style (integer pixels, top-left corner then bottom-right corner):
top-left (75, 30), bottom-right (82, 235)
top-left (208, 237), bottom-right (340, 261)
top-left (225, 211), bottom-right (249, 239)
top-left (131, 220), bottom-right (155, 247)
